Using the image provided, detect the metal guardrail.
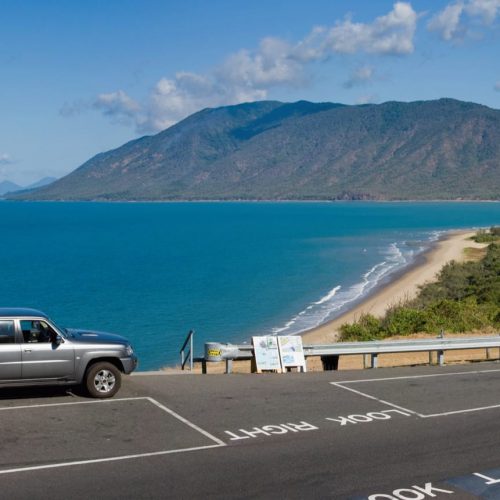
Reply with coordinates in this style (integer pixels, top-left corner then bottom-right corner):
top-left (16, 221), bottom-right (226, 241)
top-left (303, 336), bottom-right (500, 368)
top-left (200, 336), bottom-right (500, 373)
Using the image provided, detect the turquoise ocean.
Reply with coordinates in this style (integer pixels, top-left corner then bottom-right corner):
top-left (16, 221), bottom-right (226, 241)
top-left (0, 201), bottom-right (499, 370)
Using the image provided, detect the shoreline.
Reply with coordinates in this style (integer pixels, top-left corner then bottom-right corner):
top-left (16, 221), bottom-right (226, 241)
top-left (300, 229), bottom-right (487, 345)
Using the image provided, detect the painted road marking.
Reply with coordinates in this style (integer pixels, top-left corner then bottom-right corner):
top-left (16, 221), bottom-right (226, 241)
top-left (354, 467), bottom-right (500, 498)
top-left (331, 381), bottom-right (421, 417)
top-left (224, 409), bottom-right (411, 440)
top-left (326, 409), bottom-right (411, 426)
top-left (0, 397), bottom-right (225, 475)
top-left (445, 467), bottom-right (500, 497)
top-left (331, 369), bottom-right (500, 418)
top-left (365, 482), bottom-right (454, 499)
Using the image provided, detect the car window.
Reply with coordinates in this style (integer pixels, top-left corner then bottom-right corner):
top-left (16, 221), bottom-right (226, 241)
top-left (20, 320), bottom-right (56, 343)
top-left (0, 320), bottom-right (15, 344)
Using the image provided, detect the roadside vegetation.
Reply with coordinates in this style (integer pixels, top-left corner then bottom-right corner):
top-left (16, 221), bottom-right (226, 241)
top-left (339, 233), bottom-right (500, 342)
top-left (472, 226), bottom-right (500, 243)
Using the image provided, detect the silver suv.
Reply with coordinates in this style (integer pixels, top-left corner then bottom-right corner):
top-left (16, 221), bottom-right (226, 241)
top-left (0, 308), bottom-right (138, 398)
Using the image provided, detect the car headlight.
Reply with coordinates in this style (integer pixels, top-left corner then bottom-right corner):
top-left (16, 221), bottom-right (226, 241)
top-left (125, 344), bottom-right (134, 356)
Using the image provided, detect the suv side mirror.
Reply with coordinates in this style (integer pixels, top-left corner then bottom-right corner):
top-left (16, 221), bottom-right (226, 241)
top-left (51, 332), bottom-right (63, 345)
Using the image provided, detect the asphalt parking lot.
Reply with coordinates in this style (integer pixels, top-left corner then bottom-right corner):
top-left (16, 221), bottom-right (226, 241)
top-left (3, 363), bottom-right (500, 498)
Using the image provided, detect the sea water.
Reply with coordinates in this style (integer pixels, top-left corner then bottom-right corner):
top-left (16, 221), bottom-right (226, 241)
top-left (0, 201), bottom-right (498, 370)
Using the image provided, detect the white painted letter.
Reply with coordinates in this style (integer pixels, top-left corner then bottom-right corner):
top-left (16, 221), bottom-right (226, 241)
top-left (413, 483), bottom-right (454, 496)
top-left (288, 421), bottom-right (318, 431)
top-left (367, 412), bottom-right (391, 420)
top-left (393, 489), bottom-right (424, 500)
top-left (279, 424), bottom-right (300, 432)
top-left (349, 414), bottom-right (373, 423)
top-left (261, 425), bottom-right (287, 435)
top-left (224, 431), bottom-right (250, 441)
top-left (240, 427), bottom-right (271, 438)
top-left (326, 417), bottom-right (356, 426)
top-left (473, 472), bottom-right (500, 485)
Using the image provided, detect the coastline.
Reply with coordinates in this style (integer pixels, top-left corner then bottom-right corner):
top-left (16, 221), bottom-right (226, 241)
top-left (301, 229), bottom-right (487, 345)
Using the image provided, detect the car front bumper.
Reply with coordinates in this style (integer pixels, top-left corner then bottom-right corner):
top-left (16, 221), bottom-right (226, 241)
top-left (121, 354), bottom-right (138, 374)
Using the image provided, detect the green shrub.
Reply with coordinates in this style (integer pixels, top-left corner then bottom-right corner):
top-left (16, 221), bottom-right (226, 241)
top-left (472, 227), bottom-right (500, 243)
top-left (339, 314), bottom-right (384, 341)
top-left (423, 298), bottom-right (493, 333)
top-left (382, 306), bottom-right (427, 335)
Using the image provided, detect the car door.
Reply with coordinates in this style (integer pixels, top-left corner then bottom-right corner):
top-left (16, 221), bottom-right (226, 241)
top-left (0, 319), bottom-right (22, 380)
top-left (20, 319), bottom-right (75, 380)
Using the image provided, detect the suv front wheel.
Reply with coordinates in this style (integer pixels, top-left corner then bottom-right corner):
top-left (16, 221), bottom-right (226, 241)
top-left (85, 362), bottom-right (122, 398)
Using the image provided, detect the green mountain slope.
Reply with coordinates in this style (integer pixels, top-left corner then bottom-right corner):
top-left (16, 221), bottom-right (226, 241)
top-left (15, 98), bottom-right (500, 200)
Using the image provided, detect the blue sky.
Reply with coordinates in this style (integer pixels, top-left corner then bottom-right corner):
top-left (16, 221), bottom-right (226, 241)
top-left (1, 0), bottom-right (499, 184)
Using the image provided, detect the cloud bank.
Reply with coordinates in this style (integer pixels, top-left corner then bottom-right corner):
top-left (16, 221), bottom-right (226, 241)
top-left (0, 154), bottom-right (14, 166)
top-left (90, 2), bottom-right (418, 133)
top-left (427, 0), bottom-right (500, 41)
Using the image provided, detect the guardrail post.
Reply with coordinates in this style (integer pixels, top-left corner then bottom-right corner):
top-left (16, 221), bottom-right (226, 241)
top-left (438, 350), bottom-right (444, 366)
top-left (226, 359), bottom-right (233, 374)
top-left (371, 353), bottom-right (378, 369)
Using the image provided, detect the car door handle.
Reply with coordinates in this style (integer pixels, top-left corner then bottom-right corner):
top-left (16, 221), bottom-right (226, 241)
top-left (24, 348), bottom-right (32, 352)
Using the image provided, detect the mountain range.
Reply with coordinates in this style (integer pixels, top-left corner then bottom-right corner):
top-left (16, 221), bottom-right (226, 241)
top-left (0, 177), bottom-right (57, 196)
top-left (11, 98), bottom-right (500, 201)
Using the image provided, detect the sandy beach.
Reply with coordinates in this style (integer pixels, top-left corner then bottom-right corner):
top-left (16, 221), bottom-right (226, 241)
top-left (301, 230), bottom-right (487, 345)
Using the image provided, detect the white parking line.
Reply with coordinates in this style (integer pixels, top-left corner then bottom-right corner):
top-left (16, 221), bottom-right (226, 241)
top-left (332, 368), bottom-right (500, 385)
top-left (331, 368), bottom-right (500, 418)
top-left (146, 397), bottom-right (226, 446)
top-left (0, 444), bottom-right (224, 475)
top-left (331, 382), bottom-right (422, 417)
top-left (0, 396), bottom-right (148, 412)
top-left (0, 397), bottom-right (226, 475)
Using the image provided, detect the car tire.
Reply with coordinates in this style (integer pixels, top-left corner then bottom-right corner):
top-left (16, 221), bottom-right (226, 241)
top-left (85, 362), bottom-right (122, 398)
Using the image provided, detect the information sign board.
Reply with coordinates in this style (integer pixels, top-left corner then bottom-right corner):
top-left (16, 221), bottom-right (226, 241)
top-left (277, 336), bottom-right (307, 372)
top-left (252, 336), bottom-right (282, 372)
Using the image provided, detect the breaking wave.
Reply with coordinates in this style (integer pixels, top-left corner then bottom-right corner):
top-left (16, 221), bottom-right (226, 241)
top-left (270, 239), bottom-right (429, 336)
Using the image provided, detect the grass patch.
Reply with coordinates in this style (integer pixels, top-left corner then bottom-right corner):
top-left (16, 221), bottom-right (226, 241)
top-left (464, 247), bottom-right (487, 261)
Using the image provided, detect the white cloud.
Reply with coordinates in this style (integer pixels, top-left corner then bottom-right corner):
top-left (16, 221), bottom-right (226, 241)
top-left (93, 90), bottom-right (141, 126)
top-left (465, 0), bottom-right (500, 23)
top-left (324, 2), bottom-right (418, 55)
top-left (428, 0), bottom-right (500, 40)
top-left (427, 2), bottom-right (465, 40)
top-left (343, 66), bottom-right (375, 89)
top-left (0, 154), bottom-right (14, 165)
top-left (92, 3), bottom-right (419, 133)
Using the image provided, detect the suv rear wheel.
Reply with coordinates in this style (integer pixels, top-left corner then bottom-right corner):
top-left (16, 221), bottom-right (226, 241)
top-left (85, 362), bottom-right (122, 398)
